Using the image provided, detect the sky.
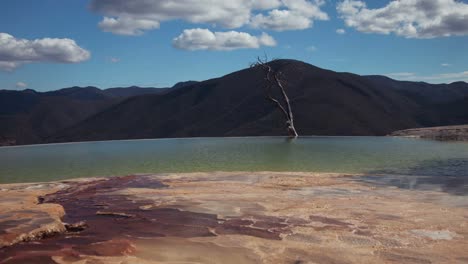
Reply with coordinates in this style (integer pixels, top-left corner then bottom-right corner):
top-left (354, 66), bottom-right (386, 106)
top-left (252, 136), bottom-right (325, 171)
top-left (1, 0), bottom-right (468, 91)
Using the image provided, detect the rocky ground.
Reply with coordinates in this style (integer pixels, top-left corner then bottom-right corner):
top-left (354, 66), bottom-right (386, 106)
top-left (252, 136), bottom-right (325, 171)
top-left (390, 125), bottom-right (468, 141)
top-left (0, 172), bottom-right (467, 263)
top-left (0, 137), bottom-right (16, 147)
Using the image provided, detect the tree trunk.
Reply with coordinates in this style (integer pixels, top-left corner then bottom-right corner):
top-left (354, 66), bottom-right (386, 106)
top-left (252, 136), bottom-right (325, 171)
top-left (252, 58), bottom-right (298, 138)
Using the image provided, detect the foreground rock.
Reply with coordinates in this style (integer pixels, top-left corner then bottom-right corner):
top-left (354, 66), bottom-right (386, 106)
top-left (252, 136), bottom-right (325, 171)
top-left (391, 125), bottom-right (468, 141)
top-left (0, 182), bottom-right (66, 248)
top-left (1, 172), bottom-right (467, 263)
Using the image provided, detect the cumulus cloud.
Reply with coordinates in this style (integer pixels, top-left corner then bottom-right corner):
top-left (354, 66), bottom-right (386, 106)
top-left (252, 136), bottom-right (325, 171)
top-left (337, 0), bottom-right (468, 38)
top-left (386, 71), bottom-right (468, 83)
top-left (90, 0), bottom-right (328, 35)
top-left (0, 61), bottom-right (21, 72)
top-left (0, 33), bottom-right (90, 71)
top-left (172, 28), bottom-right (276, 51)
top-left (336, 28), bottom-right (346, 34)
top-left (99, 17), bottom-right (160, 36)
top-left (15, 82), bottom-right (28, 89)
top-left (251, 0), bottom-right (329, 31)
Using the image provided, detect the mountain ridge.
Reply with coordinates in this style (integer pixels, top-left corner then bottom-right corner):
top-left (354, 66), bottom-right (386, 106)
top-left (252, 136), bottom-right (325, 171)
top-left (1, 59), bottom-right (467, 146)
top-left (46, 59), bottom-right (468, 143)
top-left (0, 85), bottom-right (170, 145)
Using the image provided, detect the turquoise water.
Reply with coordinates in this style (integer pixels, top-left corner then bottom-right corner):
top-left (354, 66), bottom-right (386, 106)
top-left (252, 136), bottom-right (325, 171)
top-left (0, 137), bottom-right (467, 185)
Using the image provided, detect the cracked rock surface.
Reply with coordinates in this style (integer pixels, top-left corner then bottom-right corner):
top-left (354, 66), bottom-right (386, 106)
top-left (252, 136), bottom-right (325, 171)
top-left (0, 172), bottom-right (467, 263)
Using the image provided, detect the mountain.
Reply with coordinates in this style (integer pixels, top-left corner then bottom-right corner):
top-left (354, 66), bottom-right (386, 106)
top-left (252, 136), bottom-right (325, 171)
top-left (171, 81), bottom-right (199, 89)
top-left (363, 75), bottom-right (468, 126)
top-left (46, 59), bottom-right (468, 144)
top-left (2, 59), bottom-right (467, 146)
top-left (104, 86), bottom-right (170, 97)
top-left (0, 86), bottom-right (167, 145)
top-left (364, 76), bottom-right (468, 104)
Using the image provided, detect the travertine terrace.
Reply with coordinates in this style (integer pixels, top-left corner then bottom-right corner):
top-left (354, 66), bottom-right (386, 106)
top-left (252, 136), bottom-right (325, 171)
top-left (1, 172), bottom-right (467, 263)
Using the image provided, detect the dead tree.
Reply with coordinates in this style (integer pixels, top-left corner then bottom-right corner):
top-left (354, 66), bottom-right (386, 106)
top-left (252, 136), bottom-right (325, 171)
top-left (252, 57), bottom-right (298, 138)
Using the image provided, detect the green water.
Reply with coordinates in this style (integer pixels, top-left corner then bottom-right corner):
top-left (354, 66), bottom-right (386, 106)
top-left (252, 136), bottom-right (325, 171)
top-left (0, 137), bottom-right (467, 184)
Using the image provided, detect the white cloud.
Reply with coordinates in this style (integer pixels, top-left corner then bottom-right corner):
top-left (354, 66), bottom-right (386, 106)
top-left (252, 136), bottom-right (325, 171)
top-left (90, 0), bottom-right (328, 35)
top-left (252, 0), bottom-right (282, 9)
top-left (99, 17), bottom-right (160, 36)
top-left (337, 0), bottom-right (468, 38)
top-left (441, 63), bottom-right (451, 67)
top-left (336, 28), bottom-right (346, 34)
top-left (386, 71), bottom-right (468, 83)
top-left (251, 0), bottom-right (329, 31)
top-left (251, 10), bottom-right (312, 31)
top-left (0, 33), bottom-right (90, 71)
top-left (172, 28), bottom-right (276, 51)
top-left (0, 61), bottom-right (21, 72)
top-left (15, 82), bottom-right (28, 89)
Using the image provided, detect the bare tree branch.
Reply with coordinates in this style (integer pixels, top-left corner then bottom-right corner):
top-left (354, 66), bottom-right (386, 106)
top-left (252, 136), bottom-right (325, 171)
top-left (252, 57), bottom-right (298, 138)
top-left (273, 72), bottom-right (298, 137)
top-left (263, 63), bottom-right (290, 120)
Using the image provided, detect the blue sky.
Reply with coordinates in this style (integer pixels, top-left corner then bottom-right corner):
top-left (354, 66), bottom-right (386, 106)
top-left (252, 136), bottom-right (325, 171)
top-left (1, 0), bottom-right (468, 91)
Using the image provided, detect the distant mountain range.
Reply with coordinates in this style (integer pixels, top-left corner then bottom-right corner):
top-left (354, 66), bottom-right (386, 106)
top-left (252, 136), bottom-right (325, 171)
top-left (0, 83), bottom-right (187, 145)
top-left (1, 59), bottom-right (467, 146)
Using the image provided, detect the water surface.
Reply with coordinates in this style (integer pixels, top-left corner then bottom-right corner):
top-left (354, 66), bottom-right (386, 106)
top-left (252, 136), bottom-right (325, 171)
top-left (1, 137), bottom-right (467, 193)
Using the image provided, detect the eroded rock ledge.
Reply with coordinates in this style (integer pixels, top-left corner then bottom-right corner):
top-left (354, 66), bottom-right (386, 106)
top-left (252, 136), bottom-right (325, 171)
top-left (1, 172), bottom-right (467, 263)
top-left (0, 183), bottom-right (66, 249)
top-left (390, 125), bottom-right (468, 141)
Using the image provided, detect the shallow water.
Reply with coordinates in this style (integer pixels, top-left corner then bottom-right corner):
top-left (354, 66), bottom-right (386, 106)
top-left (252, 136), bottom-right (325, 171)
top-left (0, 137), bottom-right (467, 190)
